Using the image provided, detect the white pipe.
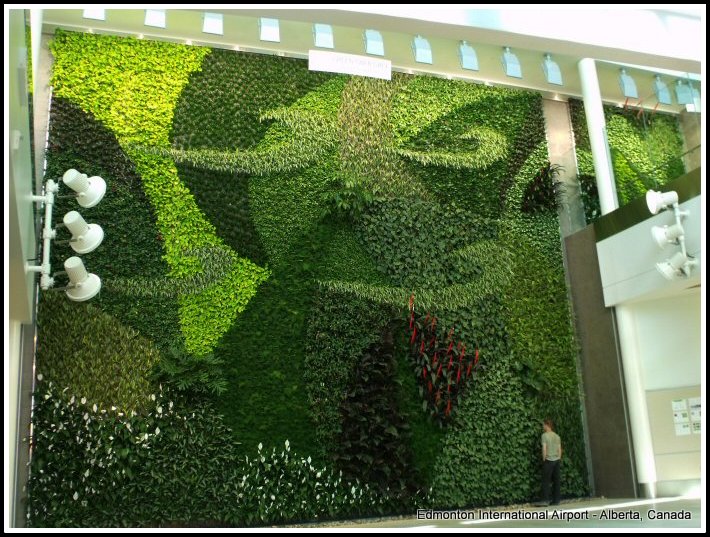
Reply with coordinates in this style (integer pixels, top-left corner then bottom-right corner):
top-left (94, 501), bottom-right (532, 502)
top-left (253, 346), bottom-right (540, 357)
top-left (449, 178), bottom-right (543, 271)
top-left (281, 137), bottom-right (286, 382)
top-left (26, 179), bottom-right (58, 290)
top-left (577, 58), bottom-right (619, 215)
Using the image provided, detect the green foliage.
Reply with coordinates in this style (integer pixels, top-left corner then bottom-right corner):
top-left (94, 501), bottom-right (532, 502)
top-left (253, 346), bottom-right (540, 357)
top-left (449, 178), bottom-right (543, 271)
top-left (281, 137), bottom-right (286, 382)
top-left (398, 126), bottom-right (508, 169)
top-left (406, 307), bottom-right (482, 425)
top-left (232, 441), bottom-right (426, 526)
top-left (171, 48), bottom-right (336, 151)
top-left (521, 162), bottom-right (564, 214)
top-left (304, 289), bottom-right (392, 458)
top-left (357, 198), bottom-right (499, 289)
top-left (28, 384), bottom-right (242, 527)
top-left (322, 176), bottom-right (378, 220)
top-left (49, 29), bottom-right (268, 356)
top-left (338, 74), bottom-right (420, 198)
top-left (36, 293), bottom-right (160, 412)
top-left (45, 97), bottom-right (181, 353)
top-left (569, 99), bottom-right (685, 218)
top-left (153, 345), bottom-right (227, 396)
top-left (105, 246), bottom-right (238, 298)
top-left (37, 33), bottom-right (592, 525)
top-left (335, 326), bottom-right (418, 494)
top-left (390, 77), bottom-right (545, 215)
top-left (430, 355), bottom-right (538, 507)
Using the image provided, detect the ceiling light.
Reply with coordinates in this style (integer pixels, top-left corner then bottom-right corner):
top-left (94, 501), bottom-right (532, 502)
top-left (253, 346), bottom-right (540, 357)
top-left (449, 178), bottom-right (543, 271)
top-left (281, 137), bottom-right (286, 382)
top-left (259, 18), bottom-right (280, 43)
top-left (412, 35), bottom-right (432, 64)
top-left (364, 29), bottom-right (384, 56)
top-left (62, 169), bottom-right (106, 208)
top-left (675, 80), bottom-right (693, 104)
top-left (203, 13), bottom-right (223, 35)
top-left (313, 24), bottom-right (334, 49)
top-left (144, 9), bottom-right (166, 29)
top-left (459, 41), bottom-right (478, 71)
top-left (64, 257), bottom-right (102, 302)
top-left (502, 47), bottom-right (522, 78)
top-left (653, 75), bottom-right (672, 105)
top-left (619, 69), bottom-right (638, 99)
top-left (542, 53), bottom-right (562, 85)
top-left (83, 9), bottom-right (105, 21)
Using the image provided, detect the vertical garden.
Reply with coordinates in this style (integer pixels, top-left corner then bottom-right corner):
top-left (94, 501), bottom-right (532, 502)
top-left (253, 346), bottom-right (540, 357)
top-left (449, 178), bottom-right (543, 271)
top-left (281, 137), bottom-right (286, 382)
top-left (29, 30), bottom-right (590, 527)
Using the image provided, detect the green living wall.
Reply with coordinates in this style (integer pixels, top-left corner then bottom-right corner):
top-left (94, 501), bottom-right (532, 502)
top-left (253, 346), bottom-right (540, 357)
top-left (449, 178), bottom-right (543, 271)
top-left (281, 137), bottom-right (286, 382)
top-left (569, 99), bottom-right (685, 222)
top-left (29, 30), bottom-right (588, 527)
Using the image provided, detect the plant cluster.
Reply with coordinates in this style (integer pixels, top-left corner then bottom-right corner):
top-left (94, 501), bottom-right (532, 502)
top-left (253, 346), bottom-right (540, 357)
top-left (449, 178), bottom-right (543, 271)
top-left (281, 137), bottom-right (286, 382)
top-left (406, 296), bottom-right (482, 425)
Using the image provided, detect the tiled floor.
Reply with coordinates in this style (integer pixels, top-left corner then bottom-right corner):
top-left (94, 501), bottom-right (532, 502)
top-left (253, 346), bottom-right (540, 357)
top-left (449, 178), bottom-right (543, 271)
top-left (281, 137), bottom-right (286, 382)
top-left (331, 497), bottom-right (702, 529)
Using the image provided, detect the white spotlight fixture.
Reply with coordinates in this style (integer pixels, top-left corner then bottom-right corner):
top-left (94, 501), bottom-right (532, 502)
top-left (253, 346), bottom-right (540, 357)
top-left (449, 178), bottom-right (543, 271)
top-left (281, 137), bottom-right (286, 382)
top-left (26, 170), bottom-right (106, 298)
top-left (63, 169), bottom-right (106, 208)
top-left (502, 47), bottom-right (522, 78)
top-left (646, 189), bottom-right (678, 214)
top-left (64, 257), bottom-right (102, 302)
top-left (412, 35), bottom-right (432, 64)
top-left (651, 223), bottom-right (684, 248)
top-left (646, 188), bottom-right (695, 281)
top-left (63, 211), bottom-right (104, 254)
top-left (656, 251), bottom-right (697, 281)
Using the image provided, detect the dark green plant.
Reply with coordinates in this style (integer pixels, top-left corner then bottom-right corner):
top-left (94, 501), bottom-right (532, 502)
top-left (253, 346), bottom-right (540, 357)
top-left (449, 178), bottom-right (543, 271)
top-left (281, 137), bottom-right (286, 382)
top-left (335, 325), bottom-right (419, 494)
top-left (577, 173), bottom-right (601, 223)
top-left (521, 162), bottom-right (565, 214)
top-left (153, 345), bottom-right (227, 396)
top-left (304, 288), bottom-right (392, 459)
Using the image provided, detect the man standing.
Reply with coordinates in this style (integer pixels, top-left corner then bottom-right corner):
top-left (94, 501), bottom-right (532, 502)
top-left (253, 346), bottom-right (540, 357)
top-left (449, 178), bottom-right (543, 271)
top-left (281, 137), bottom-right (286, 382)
top-left (541, 418), bottom-right (562, 506)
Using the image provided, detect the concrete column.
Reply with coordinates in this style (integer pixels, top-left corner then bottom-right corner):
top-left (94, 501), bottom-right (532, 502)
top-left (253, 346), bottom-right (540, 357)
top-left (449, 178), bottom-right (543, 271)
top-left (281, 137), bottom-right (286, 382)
top-left (615, 305), bottom-right (657, 497)
top-left (542, 98), bottom-right (587, 236)
top-left (577, 58), bottom-right (619, 215)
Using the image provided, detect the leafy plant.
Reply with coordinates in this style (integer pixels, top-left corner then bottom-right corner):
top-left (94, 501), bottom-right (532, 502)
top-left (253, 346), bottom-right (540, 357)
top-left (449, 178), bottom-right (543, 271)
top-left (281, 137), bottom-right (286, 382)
top-left (335, 324), bottom-right (418, 494)
top-left (521, 162), bottom-right (565, 214)
top-left (153, 344), bottom-right (227, 396)
top-left (406, 297), bottom-right (482, 425)
top-left (322, 176), bottom-right (378, 220)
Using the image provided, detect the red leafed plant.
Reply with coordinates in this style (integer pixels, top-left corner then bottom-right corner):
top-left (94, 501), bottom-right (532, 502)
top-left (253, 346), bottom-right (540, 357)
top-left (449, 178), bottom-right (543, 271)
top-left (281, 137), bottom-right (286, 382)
top-left (407, 294), bottom-right (481, 426)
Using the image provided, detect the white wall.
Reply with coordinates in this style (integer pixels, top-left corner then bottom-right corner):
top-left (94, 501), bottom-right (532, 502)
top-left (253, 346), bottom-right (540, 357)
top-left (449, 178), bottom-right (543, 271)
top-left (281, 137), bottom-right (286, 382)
top-left (9, 9), bottom-right (37, 324)
top-left (629, 291), bottom-right (701, 486)
top-left (7, 322), bottom-right (22, 525)
top-left (632, 292), bottom-right (701, 390)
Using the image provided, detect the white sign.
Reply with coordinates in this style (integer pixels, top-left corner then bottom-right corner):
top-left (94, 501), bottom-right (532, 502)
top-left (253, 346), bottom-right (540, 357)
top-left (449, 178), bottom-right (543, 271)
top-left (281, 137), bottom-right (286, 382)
top-left (308, 50), bottom-right (392, 80)
top-left (688, 397), bottom-right (701, 422)
top-left (671, 398), bottom-right (688, 411)
top-left (675, 422), bottom-right (691, 436)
